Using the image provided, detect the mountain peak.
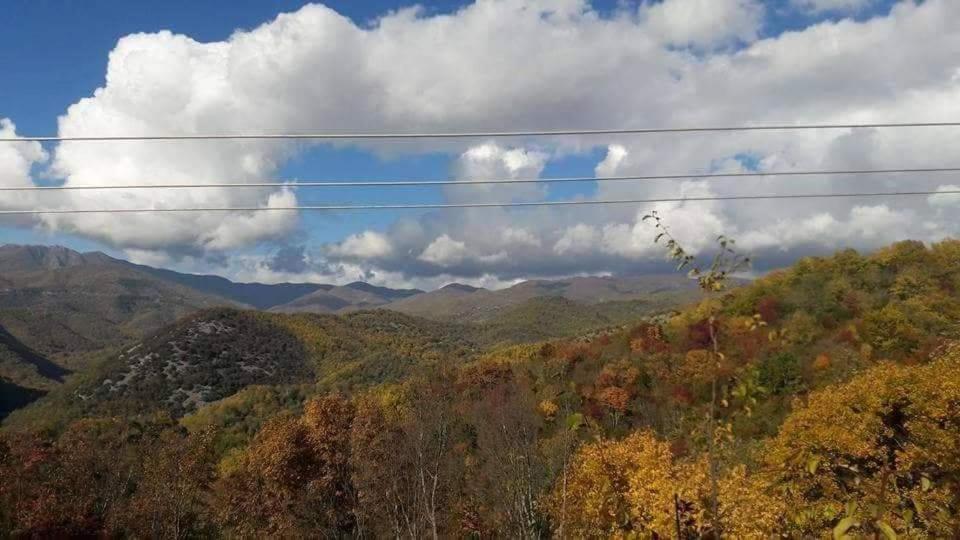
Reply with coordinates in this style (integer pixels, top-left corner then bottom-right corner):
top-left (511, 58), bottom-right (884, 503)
top-left (440, 283), bottom-right (482, 293)
top-left (0, 244), bottom-right (112, 272)
top-left (344, 281), bottom-right (423, 298)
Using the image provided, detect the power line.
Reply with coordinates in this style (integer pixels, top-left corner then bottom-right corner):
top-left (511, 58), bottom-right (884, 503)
top-left (4, 166), bottom-right (959, 192)
top-left (5, 121), bottom-right (960, 143)
top-left (2, 189), bottom-right (958, 215)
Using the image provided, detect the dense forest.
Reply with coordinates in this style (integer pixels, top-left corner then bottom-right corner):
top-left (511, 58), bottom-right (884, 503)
top-left (2, 239), bottom-right (960, 537)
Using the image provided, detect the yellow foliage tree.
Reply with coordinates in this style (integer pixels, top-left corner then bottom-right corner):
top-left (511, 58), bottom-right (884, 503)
top-left (547, 430), bottom-right (786, 538)
top-left (765, 343), bottom-right (960, 537)
top-left (547, 430), bottom-right (676, 538)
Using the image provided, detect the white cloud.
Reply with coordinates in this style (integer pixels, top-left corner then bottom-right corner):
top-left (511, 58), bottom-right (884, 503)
top-left (928, 184), bottom-right (960, 208)
top-left (448, 143), bottom-right (549, 203)
top-left (6, 0), bottom-right (960, 284)
top-left (328, 230), bottom-right (394, 259)
top-left (419, 234), bottom-right (469, 266)
top-left (124, 248), bottom-right (174, 268)
top-left (642, 0), bottom-right (765, 47)
top-left (0, 119), bottom-right (47, 216)
top-left (554, 224), bottom-right (599, 255)
top-left (502, 227), bottom-right (542, 247)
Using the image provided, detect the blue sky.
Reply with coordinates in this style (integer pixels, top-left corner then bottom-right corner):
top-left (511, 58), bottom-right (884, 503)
top-left (1, 0), bottom-right (952, 288)
top-left (2, 0), bottom-right (614, 254)
top-left (0, 0), bottom-right (898, 134)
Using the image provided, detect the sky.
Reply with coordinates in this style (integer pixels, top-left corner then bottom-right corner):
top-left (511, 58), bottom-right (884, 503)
top-left (2, 0), bottom-right (959, 289)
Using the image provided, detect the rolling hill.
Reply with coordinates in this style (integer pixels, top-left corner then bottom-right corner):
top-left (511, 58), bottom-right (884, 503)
top-left (84, 308), bottom-right (316, 417)
top-left (473, 295), bottom-right (663, 345)
top-left (131, 263), bottom-right (326, 310)
top-left (8, 294), bottom-right (679, 425)
top-left (384, 275), bottom-right (704, 322)
top-left (0, 245), bottom-right (242, 357)
top-left (0, 245), bottom-right (429, 358)
top-left (270, 281), bottom-right (422, 314)
top-left (23, 307), bottom-right (479, 421)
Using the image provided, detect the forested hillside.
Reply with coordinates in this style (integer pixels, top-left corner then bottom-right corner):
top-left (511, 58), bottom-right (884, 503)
top-left (0, 245), bottom-right (241, 357)
top-left (2, 240), bottom-right (959, 537)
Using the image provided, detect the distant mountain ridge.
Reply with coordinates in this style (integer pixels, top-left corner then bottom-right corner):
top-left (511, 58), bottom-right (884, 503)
top-left (270, 281), bottom-right (422, 314)
top-left (384, 274), bottom-right (704, 323)
top-left (131, 263), bottom-right (328, 310)
top-left (0, 244), bottom-right (710, 359)
top-left (0, 245), bottom-right (241, 357)
top-left (0, 245), bottom-right (422, 357)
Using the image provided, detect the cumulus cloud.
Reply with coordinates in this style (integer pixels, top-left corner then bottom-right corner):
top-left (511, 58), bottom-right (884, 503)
top-left (0, 119), bottom-right (47, 217)
top-left (268, 245), bottom-right (310, 274)
top-left (642, 0), bottom-right (764, 48)
top-left (448, 143), bottom-right (549, 203)
top-left (5, 0), bottom-right (960, 286)
top-left (328, 231), bottom-right (394, 259)
top-left (419, 234), bottom-right (469, 267)
top-left (554, 224), bottom-right (599, 255)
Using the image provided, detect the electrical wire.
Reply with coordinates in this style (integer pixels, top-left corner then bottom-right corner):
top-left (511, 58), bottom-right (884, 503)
top-left (5, 121), bottom-right (960, 143)
top-left (3, 167), bottom-right (959, 192)
top-left (2, 188), bottom-right (957, 215)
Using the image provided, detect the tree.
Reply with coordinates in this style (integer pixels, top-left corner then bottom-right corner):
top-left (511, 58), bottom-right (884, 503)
top-left (765, 343), bottom-right (960, 537)
top-left (460, 365), bottom-right (548, 538)
top-left (214, 395), bottom-right (357, 537)
top-left (546, 430), bottom-right (677, 537)
top-left (350, 387), bottom-right (422, 538)
top-left (642, 210), bottom-right (750, 537)
top-left (116, 428), bottom-right (217, 539)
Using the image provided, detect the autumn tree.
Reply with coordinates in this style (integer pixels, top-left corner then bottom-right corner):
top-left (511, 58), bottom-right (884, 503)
top-left (402, 374), bottom-right (466, 539)
top-left (350, 386), bottom-right (423, 538)
top-left (765, 343), bottom-right (960, 537)
top-left (643, 210), bottom-right (750, 536)
top-left (116, 428), bottom-right (217, 539)
top-left (546, 430), bottom-right (677, 537)
top-left (350, 374), bottom-right (465, 539)
top-left (214, 394), bottom-right (357, 537)
top-left (549, 430), bottom-right (786, 538)
top-left (459, 363), bottom-right (549, 538)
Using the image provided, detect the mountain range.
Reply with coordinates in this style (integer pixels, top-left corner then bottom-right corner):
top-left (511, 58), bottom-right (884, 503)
top-left (0, 244), bottom-right (700, 337)
top-left (0, 244), bottom-right (706, 421)
top-left (384, 275), bottom-right (702, 322)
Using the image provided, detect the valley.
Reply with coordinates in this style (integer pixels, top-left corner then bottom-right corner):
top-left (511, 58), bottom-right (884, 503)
top-left (3, 240), bottom-right (959, 537)
top-left (0, 244), bottom-right (697, 423)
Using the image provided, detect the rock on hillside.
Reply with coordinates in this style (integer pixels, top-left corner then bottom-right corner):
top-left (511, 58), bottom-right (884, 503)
top-left (87, 309), bottom-right (314, 417)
